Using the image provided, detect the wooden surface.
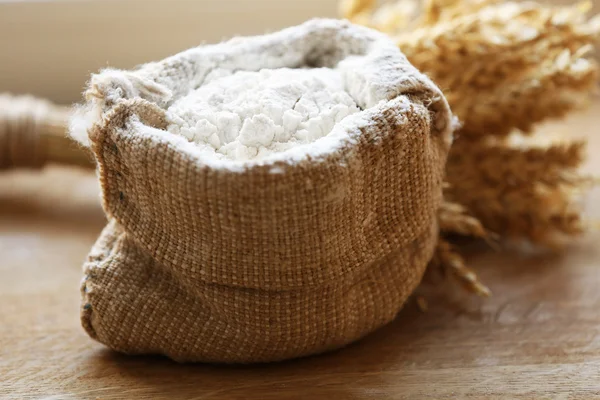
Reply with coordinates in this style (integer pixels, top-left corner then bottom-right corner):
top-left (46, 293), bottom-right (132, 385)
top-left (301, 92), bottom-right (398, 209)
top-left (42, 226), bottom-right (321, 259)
top-left (1, 104), bottom-right (600, 399)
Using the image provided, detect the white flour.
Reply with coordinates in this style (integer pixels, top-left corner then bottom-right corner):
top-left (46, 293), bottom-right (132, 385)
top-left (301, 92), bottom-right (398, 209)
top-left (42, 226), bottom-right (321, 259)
top-left (166, 67), bottom-right (360, 161)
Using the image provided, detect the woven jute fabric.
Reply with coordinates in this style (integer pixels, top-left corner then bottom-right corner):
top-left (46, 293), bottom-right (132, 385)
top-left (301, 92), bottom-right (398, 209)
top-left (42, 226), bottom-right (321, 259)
top-left (74, 19), bottom-right (453, 363)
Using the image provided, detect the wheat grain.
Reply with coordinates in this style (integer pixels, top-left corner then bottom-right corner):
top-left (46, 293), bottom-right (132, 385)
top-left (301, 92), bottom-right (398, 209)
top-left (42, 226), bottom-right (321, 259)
top-left (341, 0), bottom-right (599, 295)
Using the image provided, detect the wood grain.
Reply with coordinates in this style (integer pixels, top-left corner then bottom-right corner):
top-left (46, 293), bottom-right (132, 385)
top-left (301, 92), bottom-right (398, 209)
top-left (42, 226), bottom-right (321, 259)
top-left (1, 104), bottom-right (600, 399)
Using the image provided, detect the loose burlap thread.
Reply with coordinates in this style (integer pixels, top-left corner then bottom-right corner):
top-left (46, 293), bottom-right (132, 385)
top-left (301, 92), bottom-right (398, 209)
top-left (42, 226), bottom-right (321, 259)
top-left (74, 19), bottom-right (453, 363)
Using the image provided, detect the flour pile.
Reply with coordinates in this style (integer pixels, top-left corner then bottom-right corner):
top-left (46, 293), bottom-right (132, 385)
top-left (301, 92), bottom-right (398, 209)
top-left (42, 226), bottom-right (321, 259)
top-left (166, 68), bottom-right (360, 161)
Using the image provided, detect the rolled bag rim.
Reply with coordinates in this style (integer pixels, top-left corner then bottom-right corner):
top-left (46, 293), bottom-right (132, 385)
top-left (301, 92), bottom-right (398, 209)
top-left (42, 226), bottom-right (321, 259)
top-left (84, 18), bottom-right (453, 291)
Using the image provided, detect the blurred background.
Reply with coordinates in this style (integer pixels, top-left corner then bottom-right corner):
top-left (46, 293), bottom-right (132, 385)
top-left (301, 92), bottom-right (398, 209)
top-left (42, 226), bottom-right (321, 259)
top-left (2, 0), bottom-right (596, 105)
top-left (0, 0), bottom-right (340, 104)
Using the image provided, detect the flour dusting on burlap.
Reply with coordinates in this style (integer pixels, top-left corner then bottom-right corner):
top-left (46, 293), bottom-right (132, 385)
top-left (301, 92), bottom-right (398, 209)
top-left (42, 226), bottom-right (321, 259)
top-left (71, 19), bottom-right (453, 363)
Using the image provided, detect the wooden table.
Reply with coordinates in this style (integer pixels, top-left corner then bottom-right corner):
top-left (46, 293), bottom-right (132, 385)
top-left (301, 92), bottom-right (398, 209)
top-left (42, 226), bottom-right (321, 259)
top-left (2, 104), bottom-right (599, 399)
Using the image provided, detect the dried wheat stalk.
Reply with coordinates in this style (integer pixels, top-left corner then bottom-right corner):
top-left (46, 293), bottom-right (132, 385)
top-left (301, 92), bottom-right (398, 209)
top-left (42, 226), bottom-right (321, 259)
top-left (342, 0), bottom-right (600, 295)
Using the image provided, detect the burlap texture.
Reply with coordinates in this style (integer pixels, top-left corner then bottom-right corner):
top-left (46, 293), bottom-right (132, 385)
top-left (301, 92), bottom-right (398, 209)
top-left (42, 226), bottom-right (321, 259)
top-left (75, 19), bottom-right (453, 363)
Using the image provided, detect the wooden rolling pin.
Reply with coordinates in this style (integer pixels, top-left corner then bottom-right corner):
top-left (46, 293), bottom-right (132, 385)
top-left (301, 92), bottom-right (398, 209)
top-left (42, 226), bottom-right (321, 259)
top-left (0, 94), bottom-right (94, 170)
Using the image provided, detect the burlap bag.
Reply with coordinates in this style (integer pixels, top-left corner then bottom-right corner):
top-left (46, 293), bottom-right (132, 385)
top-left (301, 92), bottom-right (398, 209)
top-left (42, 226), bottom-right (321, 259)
top-left (72, 19), bottom-right (453, 363)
